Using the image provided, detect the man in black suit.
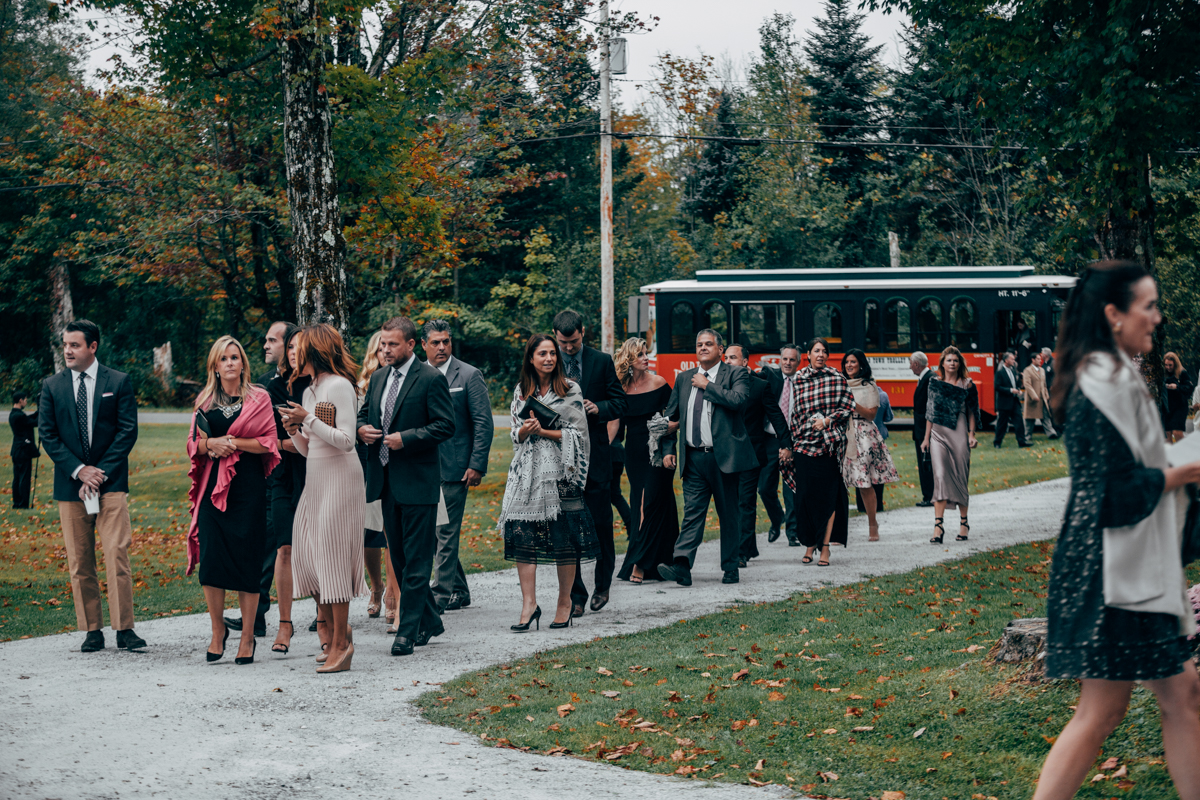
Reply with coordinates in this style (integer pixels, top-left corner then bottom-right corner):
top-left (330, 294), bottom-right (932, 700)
top-left (9, 391), bottom-right (38, 509)
top-left (993, 350), bottom-right (1029, 448)
top-left (723, 346), bottom-right (791, 566)
top-left (422, 319), bottom-right (494, 613)
top-left (909, 352), bottom-right (935, 506)
top-left (38, 319), bottom-right (144, 653)
top-left (553, 309), bottom-right (627, 615)
top-left (357, 317), bottom-right (455, 656)
top-left (658, 329), bottom-right (755, 586)
top-left (758, 345), bottom-right (802, 545)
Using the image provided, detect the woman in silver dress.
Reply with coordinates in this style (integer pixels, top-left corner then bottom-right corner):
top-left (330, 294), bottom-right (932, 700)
top-left (921, 345), bottom-right (978, 544)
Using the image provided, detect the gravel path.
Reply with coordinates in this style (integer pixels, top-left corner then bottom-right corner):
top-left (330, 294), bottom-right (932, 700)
top-left (0, 478), bottom-right (1067, 799)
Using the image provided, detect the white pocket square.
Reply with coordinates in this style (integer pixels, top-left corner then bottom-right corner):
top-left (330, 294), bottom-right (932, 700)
top-left (102, 392), bottom-right (114, 397)
top-left (449, 387), bottom-right (464, 393)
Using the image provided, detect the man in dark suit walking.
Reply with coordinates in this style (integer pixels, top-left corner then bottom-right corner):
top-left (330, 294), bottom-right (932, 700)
top-left (723, 346), bottom-right (791, 566)
top-left (553, 309), bottom-right (627, 616)
top-left (758, 345), bottom-right (802, 545)
top-left (9, 391), bottom-right (38, 509)
top-left (993, 350), bottom-right (1029, 448)
top-left (658, 329), bottom-right (755, 586)
top-left (38, 319), bottom-right (144, 652)
top-left (357, 317), bottom-right (455, 656)
top-left (422, 319), bottom-right (494, 613)
top-left (909, 352), bottom-right (935, 506)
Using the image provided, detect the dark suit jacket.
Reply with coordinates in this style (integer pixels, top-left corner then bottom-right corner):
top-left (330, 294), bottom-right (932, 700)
top-left (747, 369), bottom-right (792, 466)
top-left (574, 346), bottom-right (627, 484)
top-left (994, 364), bottom-right (1021, 413)
top-left (9, 407), bottom-right (38, 459)
top-left (663, 363), bottom-right (756, 475)
top-left (38, 364), bottom-right (139, 501)
top-left (911, 368), bottom-right (933, 442)
top-left (437, 357), bottom-right (494, 480)
top-left (358, 357), bottom-right (455, 505)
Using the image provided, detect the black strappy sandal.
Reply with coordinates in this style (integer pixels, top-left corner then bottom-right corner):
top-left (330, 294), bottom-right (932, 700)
top-left (802, 547), bottom-right (816, 564)
top-left (930, 517), bottom-right (945, 544)
top-left (272, 620), bottom-right (293, 654)
top-left (956, 516), bottom-right (970, 541)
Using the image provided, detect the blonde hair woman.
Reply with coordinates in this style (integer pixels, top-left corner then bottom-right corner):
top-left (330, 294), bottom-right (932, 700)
top-left (358, 332), bottom-right (398, 626)
top-left (1162, 351), bottom-right (1192, 443)
top-left (921, 345), bottom-right (978, 544)
top-left (186, 336), bottom-right (280, 665)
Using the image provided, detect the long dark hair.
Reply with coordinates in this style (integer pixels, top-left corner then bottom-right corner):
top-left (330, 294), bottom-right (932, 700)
top-left (841, 348), bottom-right (873, 382)
top-left (1049, 260), bottom-right (1152, 423)
top-left (520, 334), bottom-right (571, 400)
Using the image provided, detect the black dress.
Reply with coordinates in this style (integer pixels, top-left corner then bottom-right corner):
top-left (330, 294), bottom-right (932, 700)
top-left (617, 384), bottom-right (679, 581)
top-left (1044, 388), bottom-right (1193, 681)
top-left (1163, 370), bottom-right (1193, 432)
top-left (197, 403), bottom-right (269, 593)
top-left (266, 375), bottom-right (309, 547)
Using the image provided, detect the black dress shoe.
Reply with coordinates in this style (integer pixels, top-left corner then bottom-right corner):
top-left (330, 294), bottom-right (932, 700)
top-left (915, 500), bottom-right (934, 508)
top-left (590, 591), bottom-right (609, 612)
top-left (444, 592), bottom-right (465, 611)
top-left (787, 539), bottom-right (801, 547)
top-left (226, 615), bottom-right (266, 636)
top-left (80, 630), bottom-right (105, 653)
top-left (767, 526), bottom-right (781, 543)
top-left (415, 626), bottom-right (444, 647)
top-left (116, 629), bottom-right (147, 650)
top-left (391, 635), bottom-right (415, 656)
top-left (737, 557), bottom-right (748, 568)
top-left (571, 603), bottom-right (586, 618)
top-left (224, 615), bottom-right (242, 631)
top-left (657, 562), bottom-right (692, 587)
top-left (722, 570), bottom-right (740, 584)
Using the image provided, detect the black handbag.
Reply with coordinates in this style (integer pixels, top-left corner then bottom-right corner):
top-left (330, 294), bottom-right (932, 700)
top-left (518, 395), bottom-right (561, 429)
top-left (192, 409), bottom-right (212, 441)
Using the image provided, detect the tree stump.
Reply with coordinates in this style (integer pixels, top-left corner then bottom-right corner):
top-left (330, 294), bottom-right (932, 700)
top-left (994, 618), bottom-right (1048, 664)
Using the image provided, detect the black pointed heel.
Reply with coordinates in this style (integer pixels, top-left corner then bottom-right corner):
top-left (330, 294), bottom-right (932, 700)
top-left (235, 638), bottom-right (257, 665)
top-left (549, 614), bottom-right (573, 629)
top-left (956, 516), bottom-right (970, 541)
top-left (511, 606), bottom-right (541, 632)
top-left (207, 625), bottom-right (229, 662)
top-left (930, 516), bottom-right (945, 544)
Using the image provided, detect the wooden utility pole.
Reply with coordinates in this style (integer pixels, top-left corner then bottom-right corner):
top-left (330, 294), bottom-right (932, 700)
top-left (598, 0), bottom-right (614, 354)
top-left (282, 0), bottom-right (348, 330)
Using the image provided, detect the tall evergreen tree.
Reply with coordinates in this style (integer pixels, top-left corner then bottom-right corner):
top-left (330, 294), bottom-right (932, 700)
top-left (682, 90), bottom-right (747, 225)
top-left (803, 0), bottom-right (883, 185)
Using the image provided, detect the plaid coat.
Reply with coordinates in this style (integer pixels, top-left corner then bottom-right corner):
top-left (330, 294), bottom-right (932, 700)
top-left (783, 366), bottom-right (854, 491)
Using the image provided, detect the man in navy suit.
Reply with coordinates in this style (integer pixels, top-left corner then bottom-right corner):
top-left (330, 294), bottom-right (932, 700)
top-left (38, 320), bottom-right (143, 653)
top-left (422, 319), bottom-right (494, 613)
top-left (553, 310), bottom-right (627, 616)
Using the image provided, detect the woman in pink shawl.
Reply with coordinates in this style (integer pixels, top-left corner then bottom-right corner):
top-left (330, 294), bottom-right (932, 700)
top-left (186, 336), bottom-right (280, 665)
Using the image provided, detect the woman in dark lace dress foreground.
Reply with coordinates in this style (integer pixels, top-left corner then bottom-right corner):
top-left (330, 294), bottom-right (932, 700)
top-left (613, 338), bottom-right (679, 583)
top-left (1033, 262), bottom-right (1200, 800)
top-left (497, 334), bottom-right (599, 631)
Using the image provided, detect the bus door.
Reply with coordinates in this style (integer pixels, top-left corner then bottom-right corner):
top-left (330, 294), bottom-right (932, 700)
top-left (994, 309), bottom-right (1038, 370)
top-left (799, 298), bottom-right (847, 367)
top-left (731, 300), bottom-right (794, 370)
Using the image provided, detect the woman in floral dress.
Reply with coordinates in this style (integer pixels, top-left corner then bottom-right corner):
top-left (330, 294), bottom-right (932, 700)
top-left (840, 349), bottom-right (898, 541)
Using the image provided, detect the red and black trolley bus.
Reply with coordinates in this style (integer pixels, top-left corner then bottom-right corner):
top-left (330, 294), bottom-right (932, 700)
top-left (639, 266), bottom-right (1077, 419)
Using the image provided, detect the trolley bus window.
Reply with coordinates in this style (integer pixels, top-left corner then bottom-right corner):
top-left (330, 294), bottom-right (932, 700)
top-left (917, 298), bottom-right (944, 351)
top-left (670, 301), bottom-right (695, 352)
top-left (734, 303), bottom-right (793, 353)
top-left (949, 298), bottom-right (979, 350)
top-left (701, 300), bottom-right (728, 343)
top-left (884, 299), bottom-right (910, 350)
top-left (813, 302), bottom-right (842, 347)
top-left (864, 299), bottom-right (881, 350)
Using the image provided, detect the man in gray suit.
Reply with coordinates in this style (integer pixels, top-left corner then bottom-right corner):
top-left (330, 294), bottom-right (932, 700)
top-left (658, 329), bottom-right (756, 586)
top-left (422, 320), bottom-right (494, 612)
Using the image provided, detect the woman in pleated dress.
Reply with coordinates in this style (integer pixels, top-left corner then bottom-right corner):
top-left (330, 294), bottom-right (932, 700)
top-left (278, 324), bottom-right (366, 673)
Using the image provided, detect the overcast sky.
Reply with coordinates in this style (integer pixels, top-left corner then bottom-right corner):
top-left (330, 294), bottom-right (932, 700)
top-left (80, 0), bottom-right (909, 94)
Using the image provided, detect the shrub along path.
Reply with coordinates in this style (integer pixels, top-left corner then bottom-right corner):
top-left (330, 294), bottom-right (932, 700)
top-left (0, 478), bottom-right (1082, 799)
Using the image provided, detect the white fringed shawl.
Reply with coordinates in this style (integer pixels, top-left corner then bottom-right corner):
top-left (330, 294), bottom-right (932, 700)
top-left (1078, 350), bottom-right (1194, 636)
top-left (496, 381), bottom-right (590, 527)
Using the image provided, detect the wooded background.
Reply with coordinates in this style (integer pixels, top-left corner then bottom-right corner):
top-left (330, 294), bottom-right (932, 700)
top-left (3, 0), bottom-right (1199, 403)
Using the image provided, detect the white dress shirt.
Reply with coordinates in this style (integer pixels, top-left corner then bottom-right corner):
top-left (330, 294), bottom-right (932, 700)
top-left (383, 353), bottom-right (418, 403)
top-left (70, 359), bottom-right (100, 478)
top-left (685, 362), bottom-right (721, 448)
top-left (436, 355), bottom-right (454, 377)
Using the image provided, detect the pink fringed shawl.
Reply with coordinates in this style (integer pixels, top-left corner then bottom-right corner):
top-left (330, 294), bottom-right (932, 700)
top-left (185, 388), bottom-right (281, 575)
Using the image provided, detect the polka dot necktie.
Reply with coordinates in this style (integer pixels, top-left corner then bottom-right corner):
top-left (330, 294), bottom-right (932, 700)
top-left (76, 373), bottom-right (90, 463)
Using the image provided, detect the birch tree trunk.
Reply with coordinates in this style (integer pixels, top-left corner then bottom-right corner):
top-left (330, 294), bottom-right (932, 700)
top-left (282, 0), bottom-right (348, 329)
top-left (49, 253), bottom-right (75, 373)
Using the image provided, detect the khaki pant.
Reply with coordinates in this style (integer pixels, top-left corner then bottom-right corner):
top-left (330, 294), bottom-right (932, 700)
top-left (59, 492), bottom-right (135, 632)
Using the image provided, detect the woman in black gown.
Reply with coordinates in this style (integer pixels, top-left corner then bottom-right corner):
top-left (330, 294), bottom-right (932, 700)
top-left (615, 338), bottom-right (679, 583)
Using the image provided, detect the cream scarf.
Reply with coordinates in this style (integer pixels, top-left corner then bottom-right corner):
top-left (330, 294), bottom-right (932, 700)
top-left (1078, 350), bottom-right (1194, 636)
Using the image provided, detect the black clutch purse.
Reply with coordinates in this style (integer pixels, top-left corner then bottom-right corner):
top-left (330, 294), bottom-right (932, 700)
top-left (193, 409), bottom-right (212, 441)
top-left (518, 396), bottom-right (561, 429)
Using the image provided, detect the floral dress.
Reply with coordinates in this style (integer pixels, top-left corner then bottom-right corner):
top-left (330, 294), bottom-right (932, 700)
top-left (842, 382), bottom-right (900, 489)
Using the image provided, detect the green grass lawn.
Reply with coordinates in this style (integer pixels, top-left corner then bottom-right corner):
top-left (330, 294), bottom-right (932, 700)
top-left (0, 420), bottom-right (1069, 641)
top-left (420, 544), bottom-right (1200, 799)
